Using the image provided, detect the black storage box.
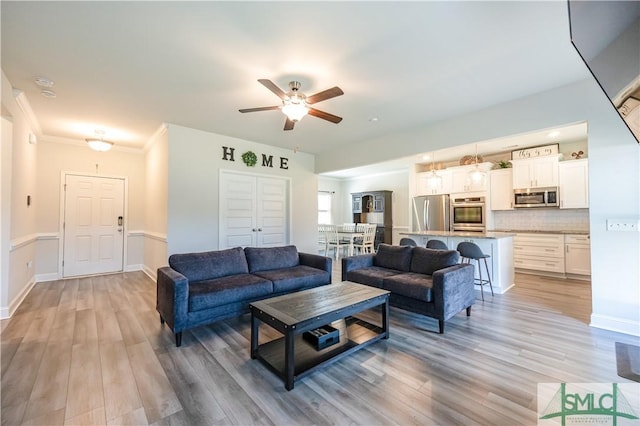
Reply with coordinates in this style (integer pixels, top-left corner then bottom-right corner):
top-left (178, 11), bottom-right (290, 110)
top-left (303, 325), bottom-right (339, 351)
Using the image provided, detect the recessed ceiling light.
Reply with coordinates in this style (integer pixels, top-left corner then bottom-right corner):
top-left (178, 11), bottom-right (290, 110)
top-left (369, 117), bottom-right (379, 123)
top-left (41, 89), bottom-right (57, 98)
top-left (34, 77), bottom-right (54, 87)
top-left (548, 131), bottom-right (560, 138)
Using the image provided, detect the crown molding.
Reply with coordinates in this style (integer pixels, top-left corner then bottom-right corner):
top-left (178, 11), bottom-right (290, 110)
top-left (143, 123), bottom-right (168, 153)
top-left (12, 89), bottom-right (42, 135)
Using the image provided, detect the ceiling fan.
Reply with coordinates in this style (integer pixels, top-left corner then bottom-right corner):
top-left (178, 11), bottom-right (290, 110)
top-left (239, 79), bottom-right (344, 131)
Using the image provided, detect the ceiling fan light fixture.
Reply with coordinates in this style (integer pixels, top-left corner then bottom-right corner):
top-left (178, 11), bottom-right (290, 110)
top-left (281, 97), bottom-right (309, 122)
top-left (86, 138), bottom-right (114, 152)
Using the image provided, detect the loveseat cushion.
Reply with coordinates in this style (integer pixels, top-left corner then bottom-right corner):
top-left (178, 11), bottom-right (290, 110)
top-left (245, 245), bottom-right (299, 273)
top-left (410, 247), bottom-right (460, 276)
top-left (383, 272), bottom-right (434, 302)
top-left (169, 247), bottom-right (249, 282)
top-left (373, 244), bottom-right (413, 272)
top-left (344, 266), bottom-right (402, 289)
top-left (253, 265), bottom-right (330, 293)
top-left (188, 274), bottom-right (273, 312)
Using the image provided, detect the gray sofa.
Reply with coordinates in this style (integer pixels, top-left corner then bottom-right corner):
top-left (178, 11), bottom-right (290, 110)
top-left (157, 245), bottom-right (332, 346)
top-left (342, 243), bottom-right (475, 333)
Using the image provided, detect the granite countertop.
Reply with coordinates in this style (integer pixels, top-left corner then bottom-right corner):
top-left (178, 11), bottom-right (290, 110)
top-left (489, 229), bottom-right (590, 235)
top-left (400, 231), bottom-right (515, 239)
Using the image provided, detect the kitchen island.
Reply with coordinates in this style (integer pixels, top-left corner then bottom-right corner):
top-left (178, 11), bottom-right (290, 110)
top-left (400, 231), bottom-right (515, 294)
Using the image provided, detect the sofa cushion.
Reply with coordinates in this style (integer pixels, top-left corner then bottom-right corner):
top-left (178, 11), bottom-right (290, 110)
top-left (344, 266), bottom-right (402, 289)
top-left (383, 272), bottom-right (434, 302)
top-left (188, 274), bottom-right (273, 312)
top-left (169, 247), bottom-right (249, 282)
top-left (245, 245), bottom-right (299, 273)
top-left (373, 244), bottom-right (413, 272)
top-left (253, 265), bottom-right (330, 293)
top-left (410, 247), bottom-right (460, 276)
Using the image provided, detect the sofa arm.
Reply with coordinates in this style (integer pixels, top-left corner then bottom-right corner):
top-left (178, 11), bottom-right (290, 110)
top-left (341, 254), bottom-right (374, 281)
top-left (299, 252), bottom-right (332, 276)
top-left (156, 266), bottom-right (190, 332)
top-left (431, 263), bottom-right (475, 321)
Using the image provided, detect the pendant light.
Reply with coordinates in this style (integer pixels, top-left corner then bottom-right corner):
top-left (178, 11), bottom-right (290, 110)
top-left (468, 144), bottom-right (486, 184)
top-left (427, 152), bottom-right (442, 188)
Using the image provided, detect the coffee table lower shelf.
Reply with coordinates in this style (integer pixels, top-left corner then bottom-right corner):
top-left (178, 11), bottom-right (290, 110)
top-left (253, 317), bottom-right (385, 388)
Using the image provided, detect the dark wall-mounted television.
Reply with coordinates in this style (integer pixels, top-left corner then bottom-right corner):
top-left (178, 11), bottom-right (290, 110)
top-left (568, 0), bottom-right (640, 143)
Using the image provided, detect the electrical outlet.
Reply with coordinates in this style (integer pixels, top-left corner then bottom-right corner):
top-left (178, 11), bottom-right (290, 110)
top-left (606, 219), bottom-right (640, 232)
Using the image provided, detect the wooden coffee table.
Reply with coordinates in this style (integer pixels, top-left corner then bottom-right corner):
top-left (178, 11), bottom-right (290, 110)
top-left (250, 281), bottom-right (390, 390)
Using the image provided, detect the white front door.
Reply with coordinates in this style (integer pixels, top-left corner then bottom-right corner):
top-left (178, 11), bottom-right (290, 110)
top-left (63, 174), bottom-right (125, 277)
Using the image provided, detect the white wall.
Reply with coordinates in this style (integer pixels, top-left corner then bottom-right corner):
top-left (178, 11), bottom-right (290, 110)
top-left (165, 124), bottom-right (318, 255)
top-left (339, 170), bottom-right (410, 244)
top-left (317, 78), bottom-right (640, 336)
top-left (1, 71), bottom-right (38, 318)
top-left (143, 125), bottom-right (169, 279)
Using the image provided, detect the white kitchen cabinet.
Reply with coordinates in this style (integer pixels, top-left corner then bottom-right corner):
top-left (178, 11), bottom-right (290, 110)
top-left (565, 234), bottom-right (591, 276)
top-left (513, 233), bottom-right (565, 274)
top-left (416, 170), bottom-right (452, 195)
top-left (559, 159), bottom-right (589, 209)
top-left (511, 156), bottom-right (559, 189)
top-left (489, 168), bottom-right (513, 210)
top-left (449, 163), bottom-right (492, 194)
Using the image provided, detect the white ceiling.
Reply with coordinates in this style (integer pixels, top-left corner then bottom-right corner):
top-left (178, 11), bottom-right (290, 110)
top-left (1, 1), bottom-right (591, 160)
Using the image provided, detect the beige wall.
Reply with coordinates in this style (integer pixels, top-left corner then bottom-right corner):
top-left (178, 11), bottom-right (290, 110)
top-left (1, 71), bottom-right (38, 317)
top-left (34, 139), bottom-right (145, 277)
top-left (143, 125), bottom-right (169, 278)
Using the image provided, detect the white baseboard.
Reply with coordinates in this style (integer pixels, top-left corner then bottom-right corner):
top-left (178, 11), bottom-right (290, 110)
top-left (125, 264), bottom-right (143, 272)
top-left (590, 314), bottom-right (640, 337)
top-left (35, 272), bottom-right (60, 282)
top-left (142, 265), bottom-right (157, 281)
top-left (0, 276), bottom-right (37, 320)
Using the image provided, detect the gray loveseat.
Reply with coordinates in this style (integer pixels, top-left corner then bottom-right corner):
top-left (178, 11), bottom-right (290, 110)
top-left (157, 245), bottom-right (332, 346)
top-left (342, 244), bottom-right (474, 333)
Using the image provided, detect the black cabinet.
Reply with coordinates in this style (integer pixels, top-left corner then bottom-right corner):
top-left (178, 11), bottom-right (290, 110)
top-left (351, 190), bottom-right (392, 246)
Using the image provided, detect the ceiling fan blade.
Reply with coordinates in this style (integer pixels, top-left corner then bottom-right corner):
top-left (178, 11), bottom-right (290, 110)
top-left (284, 118), bottom-right (295, 131)
top-left (306, 87), bottom-right (344, 104)
top-left (239, 106), bottom-right (281, 113)
top-left (258, 79), bottom-right (287, 99)
top-left (308, 108), bottom-right (343, 124)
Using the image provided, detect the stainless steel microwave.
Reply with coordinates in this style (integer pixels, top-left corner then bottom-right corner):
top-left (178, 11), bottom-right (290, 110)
top-left (514, 187), bottom-right (559, 208)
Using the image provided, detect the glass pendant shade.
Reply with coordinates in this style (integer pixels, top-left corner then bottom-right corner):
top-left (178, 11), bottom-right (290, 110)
top-left (282, 95), bottom-right (309, 122)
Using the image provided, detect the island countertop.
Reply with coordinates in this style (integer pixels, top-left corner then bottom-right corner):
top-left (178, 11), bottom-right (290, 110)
top-left (400, 231), bottom-right (515, 239)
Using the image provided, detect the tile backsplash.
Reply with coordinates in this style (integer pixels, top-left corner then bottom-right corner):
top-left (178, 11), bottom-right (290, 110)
top-left (493, 209), bottom-right (589, 232)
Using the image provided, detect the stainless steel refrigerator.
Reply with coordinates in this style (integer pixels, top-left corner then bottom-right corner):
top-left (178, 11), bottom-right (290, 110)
top-left (412, 194), bottom-right (450, 232)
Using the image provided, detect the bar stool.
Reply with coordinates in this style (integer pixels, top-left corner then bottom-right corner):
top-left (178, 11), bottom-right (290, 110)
top-left (456, 242), bottom-right (493, 301)
top-left (399, 238), bottom-right (417, 246)
top-left (426, 239), bottom-right (448, 250)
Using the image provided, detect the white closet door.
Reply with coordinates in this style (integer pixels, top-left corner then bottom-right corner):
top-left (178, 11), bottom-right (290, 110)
top-left (219, 173), bottom-right (258, 248)
top-left (63, 175), bottom-right (125, 277)
top-left (219, 171), bottom-right (289, 249)
top-left (257, 177), bottom-right (287, 247)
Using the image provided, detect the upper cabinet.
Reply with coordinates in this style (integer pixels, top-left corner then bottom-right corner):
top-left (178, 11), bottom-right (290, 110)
top-left (416, 170), bottom-right (452, 195)
top-left (352, 193), bottom-right (362, 213)
top-left (489, 168), bottom-right (514, 210)
top-left (559, 159), bottom-right (589, 209)
top-left (511, 156), bottom-right (559, 189)
top-left (449, 163), bottom-right (493, 194)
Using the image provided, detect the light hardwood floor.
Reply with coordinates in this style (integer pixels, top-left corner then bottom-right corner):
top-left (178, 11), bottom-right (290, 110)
top-left (2, 268), bottom-right (638, 425)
